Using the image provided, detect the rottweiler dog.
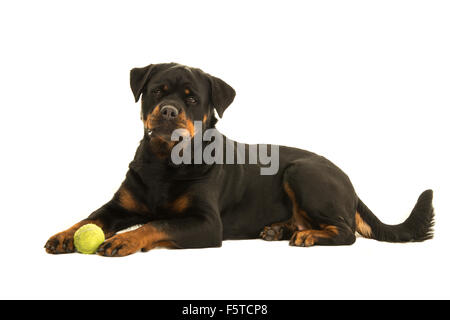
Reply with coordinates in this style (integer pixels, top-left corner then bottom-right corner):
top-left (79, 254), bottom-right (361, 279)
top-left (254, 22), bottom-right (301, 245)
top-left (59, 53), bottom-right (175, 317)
top-left (45, 63), bottom-right (434, 257)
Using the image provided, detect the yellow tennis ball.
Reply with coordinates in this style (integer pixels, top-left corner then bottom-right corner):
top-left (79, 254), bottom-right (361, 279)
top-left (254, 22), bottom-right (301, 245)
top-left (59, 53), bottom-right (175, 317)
top-left (74, 224), bottom-right (105, 254)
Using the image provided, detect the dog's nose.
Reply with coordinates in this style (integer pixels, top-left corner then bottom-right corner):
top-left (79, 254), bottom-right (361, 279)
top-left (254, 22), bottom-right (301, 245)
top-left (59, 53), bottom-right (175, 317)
top-left (160, 105), bottom-right (179, 120)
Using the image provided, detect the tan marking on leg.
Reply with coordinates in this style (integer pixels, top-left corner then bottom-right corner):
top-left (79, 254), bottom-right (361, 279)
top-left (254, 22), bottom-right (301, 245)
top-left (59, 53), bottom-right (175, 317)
top-left (291, 225), bottom-right (339, 247)
top-left (143, 240), bottom-right (178, 251)
top-left (355, 212), bottom-right (372, 238)
top-left (283, 182), bottom-right (312, 230)
top-left (98, 224), bottom-right (176, 256)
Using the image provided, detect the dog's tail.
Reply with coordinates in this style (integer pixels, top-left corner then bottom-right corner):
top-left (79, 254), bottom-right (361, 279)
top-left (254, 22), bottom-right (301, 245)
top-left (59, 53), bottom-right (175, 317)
top-left (355, 190), bottom-right (434, 242)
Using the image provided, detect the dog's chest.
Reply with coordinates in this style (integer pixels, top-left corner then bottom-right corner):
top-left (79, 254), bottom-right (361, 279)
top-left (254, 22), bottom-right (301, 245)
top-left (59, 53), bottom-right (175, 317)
top-left (127, 160), bottom-right (194, 215)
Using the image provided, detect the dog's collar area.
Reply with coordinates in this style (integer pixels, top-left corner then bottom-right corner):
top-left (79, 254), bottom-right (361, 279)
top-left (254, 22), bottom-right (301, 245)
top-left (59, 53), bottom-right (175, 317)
top-left (145, 129), bottom-right (154, 142)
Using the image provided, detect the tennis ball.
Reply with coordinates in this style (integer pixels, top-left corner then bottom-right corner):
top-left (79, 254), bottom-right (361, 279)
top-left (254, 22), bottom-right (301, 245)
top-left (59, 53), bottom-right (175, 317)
top-left (74, 224), bottom-right (105, 254)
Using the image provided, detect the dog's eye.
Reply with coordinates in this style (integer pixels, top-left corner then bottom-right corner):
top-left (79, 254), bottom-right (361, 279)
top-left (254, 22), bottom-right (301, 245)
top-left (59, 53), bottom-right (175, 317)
top-left (152, 88), bottom-right (163, 98)
top-left (186, 96), bottom-right (197, 104)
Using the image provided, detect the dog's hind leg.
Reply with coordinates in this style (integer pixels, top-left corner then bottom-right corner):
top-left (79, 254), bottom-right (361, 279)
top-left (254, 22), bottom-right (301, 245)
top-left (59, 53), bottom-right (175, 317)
top-left (280, 159), bottom-right (357, 247)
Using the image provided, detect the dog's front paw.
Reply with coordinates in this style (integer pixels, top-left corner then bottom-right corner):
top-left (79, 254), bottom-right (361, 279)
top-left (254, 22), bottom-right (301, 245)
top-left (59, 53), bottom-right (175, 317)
top-left (45, 230), bottom-right (76, 254)
top-left (97, 233), bottom-right (142, 257)
top-left (260, 225), bottom-right (284, 241)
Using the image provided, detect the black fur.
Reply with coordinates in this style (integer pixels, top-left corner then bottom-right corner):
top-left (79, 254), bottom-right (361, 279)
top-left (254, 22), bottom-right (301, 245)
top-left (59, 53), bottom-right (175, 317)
top-left (45, 63), bottom-right (434, 256)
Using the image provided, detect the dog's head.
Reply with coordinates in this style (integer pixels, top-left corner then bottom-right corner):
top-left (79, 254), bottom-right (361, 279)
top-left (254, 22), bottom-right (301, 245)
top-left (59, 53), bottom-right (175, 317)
top-left (130, 63), bottom-right (235, 140)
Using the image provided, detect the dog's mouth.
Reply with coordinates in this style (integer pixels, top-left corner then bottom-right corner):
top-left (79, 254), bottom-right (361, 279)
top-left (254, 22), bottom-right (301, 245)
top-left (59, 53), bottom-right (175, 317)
top-left (145, 115), bottom-right (195, 140)
top-left (146, 123), bottom-right (177, 140)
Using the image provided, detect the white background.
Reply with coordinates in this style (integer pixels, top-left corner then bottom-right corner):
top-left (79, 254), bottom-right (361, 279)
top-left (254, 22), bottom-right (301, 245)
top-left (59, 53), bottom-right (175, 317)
top-left (1, 0), bottom-right (449, 299)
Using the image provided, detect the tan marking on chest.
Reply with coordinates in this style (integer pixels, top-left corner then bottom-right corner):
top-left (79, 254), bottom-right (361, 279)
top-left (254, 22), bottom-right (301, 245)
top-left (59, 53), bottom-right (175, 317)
top-left (118, 187), bottom-right (149, 213)
top-left (170, 194), bottom-right (191, 213)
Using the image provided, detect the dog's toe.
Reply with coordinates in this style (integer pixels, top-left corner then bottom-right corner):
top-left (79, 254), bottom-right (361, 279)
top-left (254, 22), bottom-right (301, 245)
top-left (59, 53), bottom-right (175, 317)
top-left (45, 231), bottom-right (76, 254)
top-left (260, 225), bottom-right (283, 241)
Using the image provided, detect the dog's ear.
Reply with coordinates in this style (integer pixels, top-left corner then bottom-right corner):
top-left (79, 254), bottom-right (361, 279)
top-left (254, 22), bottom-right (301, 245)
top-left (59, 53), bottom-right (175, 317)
top-left (208, 75), bottom-right (236, 118)
top-left (130, 64), bottom-right (156, 102)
